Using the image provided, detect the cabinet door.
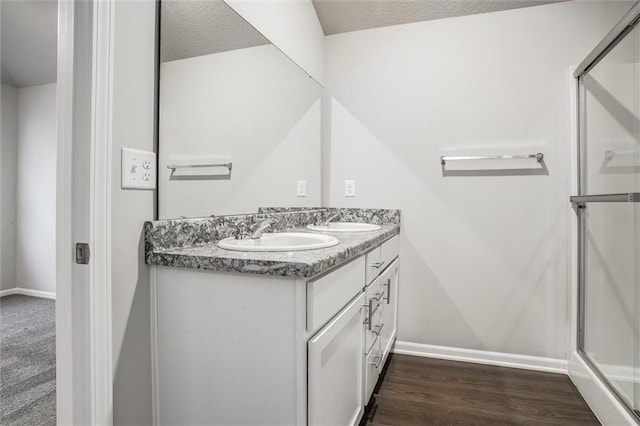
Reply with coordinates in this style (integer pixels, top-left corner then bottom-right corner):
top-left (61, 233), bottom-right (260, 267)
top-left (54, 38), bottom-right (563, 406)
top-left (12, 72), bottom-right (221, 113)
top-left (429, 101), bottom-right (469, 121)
top-left (380, 259), bottom-right (399, 361)
top-left (308, 293), bottom-right (365, 426)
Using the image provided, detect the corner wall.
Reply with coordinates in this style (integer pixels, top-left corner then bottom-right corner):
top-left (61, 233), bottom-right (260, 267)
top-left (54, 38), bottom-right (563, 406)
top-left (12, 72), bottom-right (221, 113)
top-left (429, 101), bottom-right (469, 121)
top-left (325, 1), bottom-right (633, 362)
top-left (15, 83), bottom-right (57, 295)
top-left (0, 84), bottom-right (18, 291)
top-left (224, 0), bottom-right (325, 84)
top-left (110, 0), bottom-right (156, 423)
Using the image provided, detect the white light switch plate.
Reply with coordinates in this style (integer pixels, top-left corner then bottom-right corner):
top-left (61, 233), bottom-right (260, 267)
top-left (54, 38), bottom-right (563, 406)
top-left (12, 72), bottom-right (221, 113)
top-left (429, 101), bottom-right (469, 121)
top-left (122, 148), bottom-right (156, 190)
top-left (345, 180), bottom-right (355, 197)
top-left (296, 180), bottom-right (307, 197)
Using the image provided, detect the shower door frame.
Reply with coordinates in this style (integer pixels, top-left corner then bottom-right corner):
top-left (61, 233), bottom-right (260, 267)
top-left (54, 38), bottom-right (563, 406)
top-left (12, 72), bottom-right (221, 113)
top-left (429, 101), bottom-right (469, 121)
top-left (569, 2), bottom-right (640, 424)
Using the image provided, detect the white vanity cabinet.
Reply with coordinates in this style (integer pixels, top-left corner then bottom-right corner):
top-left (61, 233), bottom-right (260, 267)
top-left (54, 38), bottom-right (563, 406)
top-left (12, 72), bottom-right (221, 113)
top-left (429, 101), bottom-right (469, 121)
top-left (151, 235), bottom-right (399, 426)
top-left (363, 236), bottom-right (399, 402)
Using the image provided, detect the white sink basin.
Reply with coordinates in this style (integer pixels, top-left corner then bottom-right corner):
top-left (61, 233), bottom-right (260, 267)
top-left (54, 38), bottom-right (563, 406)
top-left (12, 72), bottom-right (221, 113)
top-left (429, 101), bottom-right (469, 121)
top-left (218, 232), bottom-right (339, 252)
top-left (307, 222), bottom-right (381, 233)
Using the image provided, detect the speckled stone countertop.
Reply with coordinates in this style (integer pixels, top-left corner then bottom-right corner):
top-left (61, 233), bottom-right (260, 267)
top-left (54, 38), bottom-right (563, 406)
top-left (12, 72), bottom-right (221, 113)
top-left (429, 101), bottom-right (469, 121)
top-left (145, 208), bottom-right (400, 278)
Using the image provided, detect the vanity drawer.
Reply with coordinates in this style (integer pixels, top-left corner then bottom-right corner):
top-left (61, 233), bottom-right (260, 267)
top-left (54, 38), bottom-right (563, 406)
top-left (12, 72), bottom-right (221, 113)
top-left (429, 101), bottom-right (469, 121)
top-left (381, 235), bottom-right (399, 268)
top-left (379, 259), bottom-right (398, 361)
top-left (364, 335), bottom-right (382, 402)
top-left (365, 247), bottom-right (382, 285)
top-left (307, 256), bottom-right (365, 334)
top-left (364, 301), bottom-right (383, 354)
top-left (366, 235), bottom-right (399, 284)
top-left (364, 275), bottom-right (384, 353)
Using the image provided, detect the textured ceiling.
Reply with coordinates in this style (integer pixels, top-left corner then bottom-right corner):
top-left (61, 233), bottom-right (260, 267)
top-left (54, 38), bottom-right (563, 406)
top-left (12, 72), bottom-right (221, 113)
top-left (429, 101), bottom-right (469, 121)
top-left (0, 0), bottom-right (572, 85)
top-left (161, 0), bottom-right (270, 62)
top-left (312, 0), bottom-right (568, 35)
top-left (162, 0), bottom-right (570, 61)
top-left (1, 0), bottom-right (58, 88)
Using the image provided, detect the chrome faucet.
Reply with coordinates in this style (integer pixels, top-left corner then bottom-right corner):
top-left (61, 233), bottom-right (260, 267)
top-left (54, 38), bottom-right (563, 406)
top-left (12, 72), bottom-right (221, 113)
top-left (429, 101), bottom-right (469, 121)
top-left (251, 219), bottom-right (275, 239)
top-left (321, 212), bottom-right (340, 226)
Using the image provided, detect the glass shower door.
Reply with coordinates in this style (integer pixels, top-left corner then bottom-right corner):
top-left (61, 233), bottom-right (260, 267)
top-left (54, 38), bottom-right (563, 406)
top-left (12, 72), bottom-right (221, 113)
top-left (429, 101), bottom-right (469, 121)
top-left (576, 20), bottom-right (640, 418)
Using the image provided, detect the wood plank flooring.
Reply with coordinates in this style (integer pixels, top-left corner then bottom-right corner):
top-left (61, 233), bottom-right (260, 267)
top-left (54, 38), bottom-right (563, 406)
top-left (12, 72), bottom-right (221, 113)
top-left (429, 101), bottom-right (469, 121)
top-left (361, 354), bottom-right (599, 426)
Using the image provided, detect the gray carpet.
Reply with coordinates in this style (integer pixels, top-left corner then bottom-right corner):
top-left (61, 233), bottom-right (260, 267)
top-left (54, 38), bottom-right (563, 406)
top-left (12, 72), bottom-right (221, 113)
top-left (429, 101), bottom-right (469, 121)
top-left (0, 295), bottom-right (56, 426)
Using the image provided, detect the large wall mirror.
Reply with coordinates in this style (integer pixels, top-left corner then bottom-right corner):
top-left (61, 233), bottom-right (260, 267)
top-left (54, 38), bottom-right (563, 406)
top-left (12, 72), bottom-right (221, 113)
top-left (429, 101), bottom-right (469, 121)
top-left (158, 0), bottom-right (323, 219)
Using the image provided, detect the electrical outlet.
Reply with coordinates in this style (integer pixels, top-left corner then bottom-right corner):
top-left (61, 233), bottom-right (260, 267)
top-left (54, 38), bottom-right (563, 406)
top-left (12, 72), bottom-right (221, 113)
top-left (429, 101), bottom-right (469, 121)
top-left (122, 148), bottom-right (156, 189)
top-left (345, 180), bottom-right (355, 197)
top-left (296, 180), bottom-right (307, 197)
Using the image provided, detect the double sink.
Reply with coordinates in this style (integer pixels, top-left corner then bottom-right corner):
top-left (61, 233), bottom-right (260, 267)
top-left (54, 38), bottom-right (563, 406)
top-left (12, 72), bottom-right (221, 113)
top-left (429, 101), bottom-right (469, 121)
top-left (217, 222), bottom-right (381, 252)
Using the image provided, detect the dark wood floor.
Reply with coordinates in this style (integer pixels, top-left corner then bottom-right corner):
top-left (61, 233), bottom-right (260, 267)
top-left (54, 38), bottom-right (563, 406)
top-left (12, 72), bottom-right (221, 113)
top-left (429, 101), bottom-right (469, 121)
top-left (360, 354), bottom-right (600, 426)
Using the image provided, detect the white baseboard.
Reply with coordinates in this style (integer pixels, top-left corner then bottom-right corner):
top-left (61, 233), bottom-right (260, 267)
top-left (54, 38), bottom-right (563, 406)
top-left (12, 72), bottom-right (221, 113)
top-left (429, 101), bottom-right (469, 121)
top-left (0, 287), bottom-right (56, 300)
top-left (0, 288), bottom-right (18, 297)
top-left (393, 341), bottom-right (568, 374)
top-left (568, 352), bottom-right (638, 425)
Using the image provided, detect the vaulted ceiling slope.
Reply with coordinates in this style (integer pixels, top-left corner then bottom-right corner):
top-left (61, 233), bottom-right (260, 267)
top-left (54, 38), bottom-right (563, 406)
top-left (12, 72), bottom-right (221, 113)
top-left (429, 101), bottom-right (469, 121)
top-left (312, 0), bottom-right (568, 35)
top-left (161, 0), bottom-right (270, 62)
top-left (0, 0), bottom-right (569, 86)
top-left (1, 0), bottom-right (57, 88)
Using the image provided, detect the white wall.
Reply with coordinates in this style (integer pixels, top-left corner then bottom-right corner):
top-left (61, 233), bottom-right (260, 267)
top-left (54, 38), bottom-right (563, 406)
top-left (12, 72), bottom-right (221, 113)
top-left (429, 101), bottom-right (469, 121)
top-left (110, 1), bottom-right (156, 424)
top-left (224, 0), bottom-right (325, 85)
top-left (159, 44), bottom-right (322, 218)
top-left (0, 84), bottom-right (18, 291)
top-left (325, 1), bottom-right (633, 361)
top-left (15, 83), bottom-right (56, 294)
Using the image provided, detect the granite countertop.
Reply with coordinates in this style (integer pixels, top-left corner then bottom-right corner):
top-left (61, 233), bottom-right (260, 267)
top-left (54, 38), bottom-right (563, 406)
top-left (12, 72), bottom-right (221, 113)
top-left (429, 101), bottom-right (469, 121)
top-left (148, 224), bottom-right (399, 278)
top-left (145, 208), bottom-right (401, 279)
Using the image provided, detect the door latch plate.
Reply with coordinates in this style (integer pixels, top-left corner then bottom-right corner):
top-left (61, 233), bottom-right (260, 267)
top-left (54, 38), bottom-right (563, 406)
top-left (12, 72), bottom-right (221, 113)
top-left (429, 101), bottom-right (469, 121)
top-left (76, 243), bottom-right (90, 265)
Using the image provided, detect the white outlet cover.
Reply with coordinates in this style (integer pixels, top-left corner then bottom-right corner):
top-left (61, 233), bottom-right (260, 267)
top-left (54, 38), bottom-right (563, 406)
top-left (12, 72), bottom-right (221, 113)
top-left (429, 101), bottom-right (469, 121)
top-left (122, 148), bottom-right (156, 190)
top-left (296, 180), bottom-right (307, 197)
top-left (345, 180), bottom-right (355, 197)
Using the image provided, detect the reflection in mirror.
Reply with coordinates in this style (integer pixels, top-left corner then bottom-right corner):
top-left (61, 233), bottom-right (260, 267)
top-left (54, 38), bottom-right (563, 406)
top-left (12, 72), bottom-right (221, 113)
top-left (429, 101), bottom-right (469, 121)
top-left (158, 0), bottom-right (323, 219)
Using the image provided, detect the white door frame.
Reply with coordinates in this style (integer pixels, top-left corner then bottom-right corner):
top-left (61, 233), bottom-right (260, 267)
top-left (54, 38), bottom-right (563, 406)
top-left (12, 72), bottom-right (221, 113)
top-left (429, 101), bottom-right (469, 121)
top-left (56, 0), bottom-right (113, 424)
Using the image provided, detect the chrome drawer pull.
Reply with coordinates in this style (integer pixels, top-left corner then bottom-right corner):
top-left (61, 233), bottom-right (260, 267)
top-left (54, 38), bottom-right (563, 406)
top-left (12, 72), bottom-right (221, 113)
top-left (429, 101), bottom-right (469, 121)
top-left (384, 279), bottom-right (391, 304)
top-left (372, 290), bottom-right (385, 302)
top-left (370, 355), bottom-right (382, 368)
top-left (375, 355), bottom-right (383, 368)
top-left (365, 333), bottom-right (380, 357)
top-left (364, 299), bottom-right (380, 330)
top-left (371, 261), bottom-right (385, 269)
top-left (373, 323), bottom-right (385, 336)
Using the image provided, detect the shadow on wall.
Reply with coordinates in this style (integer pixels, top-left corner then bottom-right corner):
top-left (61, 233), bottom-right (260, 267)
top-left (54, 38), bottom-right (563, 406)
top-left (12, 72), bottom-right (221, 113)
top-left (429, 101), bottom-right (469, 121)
top-left (584, 74), bottom-right (639, 138)
top-left (397, 235), bottom-right (486, 349)
top-left (485, 209), bottom-right (568, 353)
top-left (586, 72), bottom-right (640, 176)
top-left (440, 160), bottom-right (549, 177)
top-left (112, 231), bottom-right (152, 425)
top-left (398, 211), bottom-right (567, 356)
top-left (584, 227), bottom-right (635, 353)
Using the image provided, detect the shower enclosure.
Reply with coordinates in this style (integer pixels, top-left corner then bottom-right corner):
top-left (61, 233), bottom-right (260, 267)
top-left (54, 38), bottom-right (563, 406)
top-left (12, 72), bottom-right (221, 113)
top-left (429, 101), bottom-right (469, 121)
top-left (572, 2), bottom-right (640, 421)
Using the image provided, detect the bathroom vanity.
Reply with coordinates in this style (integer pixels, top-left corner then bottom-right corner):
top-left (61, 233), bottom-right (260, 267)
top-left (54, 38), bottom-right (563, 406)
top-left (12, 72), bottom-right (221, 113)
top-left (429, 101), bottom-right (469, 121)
top-left (145, 208), bottom-right (400, 425)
